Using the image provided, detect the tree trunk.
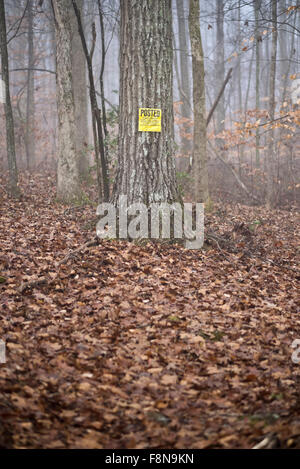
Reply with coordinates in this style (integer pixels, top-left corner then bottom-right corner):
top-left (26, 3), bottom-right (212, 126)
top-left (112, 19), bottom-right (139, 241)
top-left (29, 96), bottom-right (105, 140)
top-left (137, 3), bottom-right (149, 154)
top-left (189, 0), bottom-right (209, 203)
top-left (25, 0), bottom-right (35, 171)
top-left (280, 0), bottom-right (297, 104)
top-left (255, 0), bottom-right (261, 168)
top-left (71, 0), bottom-right (109, 202)
top-left (215, 0), bottom-right (225, 134)
top-left (176, 0), bottom-right (192, 156)
top-left (237, 0), bottom-right (244, 175)
top-left (266, 0), bottom-right (277, 207)
top-left (71, 0), bottom-right (89, 178)
top-left (98, 0), bottom-right (109, 173)
top-left (53, 0), bottom-right (80, 202)
top-left (278, 0), bottom-right (288, 89)
top-left (112, 0), bottom-right (178, 206)
top-left (0, 0), bottom-right (19, 197)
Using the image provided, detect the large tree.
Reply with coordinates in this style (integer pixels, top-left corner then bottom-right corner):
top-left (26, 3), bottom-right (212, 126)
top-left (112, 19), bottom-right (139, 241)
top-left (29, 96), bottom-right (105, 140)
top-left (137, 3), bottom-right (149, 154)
top-left (53, 0), bottom-right (80, 202)
top-left (112, 0), bottom-right (179, 207)
top-left (0, 0), bottom-right (19, 197)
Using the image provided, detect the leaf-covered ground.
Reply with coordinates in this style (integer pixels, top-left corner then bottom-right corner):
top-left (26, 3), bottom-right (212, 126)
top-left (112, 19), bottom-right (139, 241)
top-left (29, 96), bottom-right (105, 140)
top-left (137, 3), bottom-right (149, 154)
top-left (0, 173), bottom-right (299, 449)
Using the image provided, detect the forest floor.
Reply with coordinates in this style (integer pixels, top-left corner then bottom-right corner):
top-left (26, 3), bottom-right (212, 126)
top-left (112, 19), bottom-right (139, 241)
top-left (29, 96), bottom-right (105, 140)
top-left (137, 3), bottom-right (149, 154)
top-left (0, 172), bottom-right (299, 449)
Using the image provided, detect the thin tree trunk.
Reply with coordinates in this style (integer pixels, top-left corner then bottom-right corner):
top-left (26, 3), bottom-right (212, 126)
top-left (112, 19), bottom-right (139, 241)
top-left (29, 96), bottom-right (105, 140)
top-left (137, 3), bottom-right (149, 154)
top-left (173, 33), bottom-right (190, 173)
top-left (176, 0), bottom-right (192, 155)
top-left (189, 0), bottom-right (209, 203)
top-left (264, 27), bottom-right (270, 104)
top-left (255, 0), bottom-right (261, 168)
top-left (278, 0), bottom-right (288, 89)
top-left (215, 0), bottom-right (225, 134)
top-left (97, 0), bottom-right (109, 161)
top-left (237, 0), bottom-right (243, 176)
top-left (281, 1), bottom-right (298, 104)
top-left (0, 0), bottom-right (19, 197)
top-left (25, 0), bottom-right (35, 171)
top-left (244, 45), bottom-right (255, 113)
top-left (71, 0), bottom-right (109, 202)
top-left (266, 0), bottom-right (278, 207)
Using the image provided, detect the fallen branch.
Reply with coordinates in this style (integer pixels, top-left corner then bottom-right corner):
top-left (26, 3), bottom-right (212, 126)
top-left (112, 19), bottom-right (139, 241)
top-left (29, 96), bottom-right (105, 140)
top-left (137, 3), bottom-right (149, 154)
top-left (252, 433), bottom-right (279, 449)
top-left (208, 140), bottom-right (261, 203)
top-left (18, 237), bottom-right (100, 292)
top-left (18, 276), bottom-right (49, 294)
top-left (260, 257), bottom-right (299, 274)
top-left (56, 236), bottom-right (99, 267)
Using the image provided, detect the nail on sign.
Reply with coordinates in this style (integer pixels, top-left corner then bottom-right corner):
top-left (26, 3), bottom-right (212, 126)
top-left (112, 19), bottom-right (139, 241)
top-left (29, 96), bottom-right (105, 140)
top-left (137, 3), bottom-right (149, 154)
top-left (138, 108), bottom-right (161, 132)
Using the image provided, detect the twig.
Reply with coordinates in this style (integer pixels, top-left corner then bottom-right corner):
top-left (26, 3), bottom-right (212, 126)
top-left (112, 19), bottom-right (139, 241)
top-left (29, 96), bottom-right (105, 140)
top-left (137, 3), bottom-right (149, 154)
top-left (10, 67), bottom-right (56, 75)
top-left (208, 140), bottom-right (261, 203)
top-left (206, 68), bottom-right (233, 127)
top-left (6, 0), bottom-right (29, 45)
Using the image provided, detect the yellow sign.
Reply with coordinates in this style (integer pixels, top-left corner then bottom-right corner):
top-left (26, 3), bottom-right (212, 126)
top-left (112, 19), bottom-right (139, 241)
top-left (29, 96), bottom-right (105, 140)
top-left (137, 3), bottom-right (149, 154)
top-left (138, 108), bottom-right (161, 132)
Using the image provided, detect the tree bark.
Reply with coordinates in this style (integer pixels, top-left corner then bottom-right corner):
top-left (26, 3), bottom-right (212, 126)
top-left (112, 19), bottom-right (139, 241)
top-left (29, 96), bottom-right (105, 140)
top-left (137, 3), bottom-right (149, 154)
top-left (71, 0), bottom-right (109, 201)
top-left (112, 0), bottom-right (179, 206)
top-left (0, 0), bottom-right (19, 197)
top-left (237, 0), bottom-right (243, 176)
top-left (53, 0), bottom-right (80, 202)
top-left (255, 0), bottom-right (261, 168)
top-left (70, 0), bottom-right (89, 178)
top-left (176, 0), bottom-right (192, 155)
top-left (266, 0), bottom-right (277, 207)
top-left (98, 0), bottom-right (108, 148)
top-left (189, 0), bottom-right (209, 203)
top-left (215, 0), bottom-right (225, 134)
top-left (25, 0), bottom-right (35, 171)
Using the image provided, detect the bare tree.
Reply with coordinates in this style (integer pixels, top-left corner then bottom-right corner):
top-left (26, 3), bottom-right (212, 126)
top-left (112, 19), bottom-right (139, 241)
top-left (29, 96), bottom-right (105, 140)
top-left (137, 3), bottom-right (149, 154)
top-left (25, 0), bottom-right (35, 171)
top-left (71, 0), bottom-right (110, 202)
top-left (215, 0), bottom-right (225, 134)
top-left (255, 0), bottom-right (262, 168)
top-left (189, 0), bottom-right (209, 203)
top-left (0, 0), bottom-right (19, 197)
top-left (176, 0), bottom-right (192, 156)
top-left (266, 0), bottom-right (278, 207)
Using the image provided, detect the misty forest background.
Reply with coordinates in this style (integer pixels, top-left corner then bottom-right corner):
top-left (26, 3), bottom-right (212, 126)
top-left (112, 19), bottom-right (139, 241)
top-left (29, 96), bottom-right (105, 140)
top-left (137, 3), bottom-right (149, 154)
top-left (1, 0), bottom-right (300, 205)
top-left (0, 0), bottom-right (299, 450)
